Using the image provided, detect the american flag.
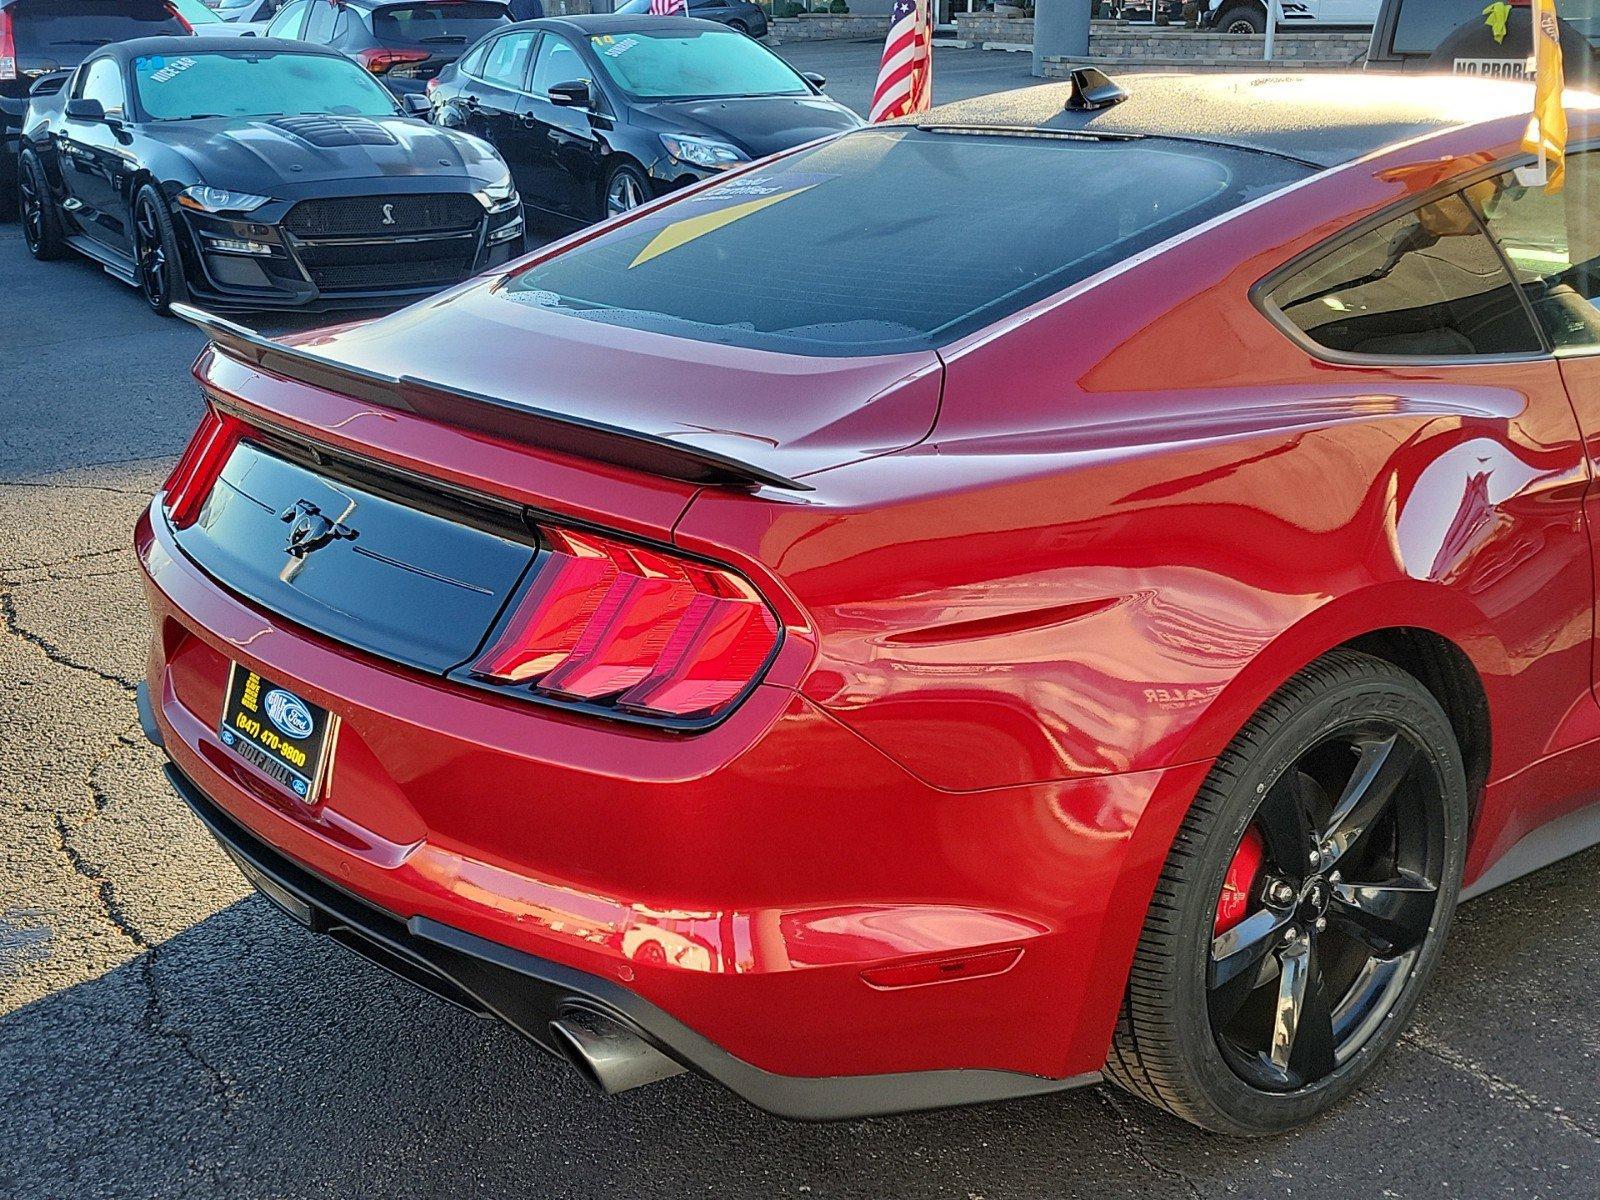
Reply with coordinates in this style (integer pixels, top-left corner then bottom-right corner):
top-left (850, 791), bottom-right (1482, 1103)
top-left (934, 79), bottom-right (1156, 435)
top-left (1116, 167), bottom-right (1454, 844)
top-left (869, 0), bottom-right (933, 123)
top-left (648, 0), bottom-right (686, 13)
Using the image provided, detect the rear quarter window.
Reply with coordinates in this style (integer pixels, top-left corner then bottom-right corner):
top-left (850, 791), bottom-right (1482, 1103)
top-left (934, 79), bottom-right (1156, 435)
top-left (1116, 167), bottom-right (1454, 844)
top-left (1264, 194), bottom-right (1543, 358)
top-left (502, 127), bottom-right (1309, 357)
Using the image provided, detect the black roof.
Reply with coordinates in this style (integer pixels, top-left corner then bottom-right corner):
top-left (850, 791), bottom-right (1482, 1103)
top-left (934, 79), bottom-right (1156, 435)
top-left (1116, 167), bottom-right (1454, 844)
top-left (97, 36), bottom-right (348, 61)
top-left (516, 13), bottom-right (723, 36)
top-left (900, 72), bottom-right (1540, 167)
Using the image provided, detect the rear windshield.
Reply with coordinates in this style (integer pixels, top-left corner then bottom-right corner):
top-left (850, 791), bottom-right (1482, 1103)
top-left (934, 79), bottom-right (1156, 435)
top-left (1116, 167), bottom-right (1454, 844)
top-left (10, 0), bottom-right (184, 66)
top-left (133, 49), bottom-right (398, 120)
top-left (588, 28), bottom-right (808, 100)
top-left (1392, 0), bottom-right (1600, 54)
top-left (370, 1), bottom-right (510, 45)
top-left (501, 127), bottom-right (1309, 357)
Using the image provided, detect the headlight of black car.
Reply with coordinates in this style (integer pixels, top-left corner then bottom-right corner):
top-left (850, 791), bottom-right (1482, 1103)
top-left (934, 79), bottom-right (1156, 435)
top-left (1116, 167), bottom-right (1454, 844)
top-left (476, 176), bottom-right (520, 214)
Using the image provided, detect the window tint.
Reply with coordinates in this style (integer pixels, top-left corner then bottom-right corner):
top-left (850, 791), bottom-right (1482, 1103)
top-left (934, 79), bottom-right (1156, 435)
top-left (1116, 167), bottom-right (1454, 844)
top-left (1469, 159), bottom-right (1600, 352)
top-left (458, 38), bottom-right (490, 77)
top-left (503, 127), bottom-right (1310, 356)
top-left (303, 0), bottom-right (339, 40)
top-left (480, 30), bottom-right (535, 89)
top-left (10, 1), bottom-right (182, 65)
top-left (266, 0), bottom-right (310, 37)
top-left (74, 58), bottom-right (125, 115)
top-left (529, 34), bottom-right (584, 96)
top-left (588, 29), bottom-right (804, 100)
top-left (1268, 195), bottom-right (1542, 358)
top-left (371, 2), bottom-right (511, 45)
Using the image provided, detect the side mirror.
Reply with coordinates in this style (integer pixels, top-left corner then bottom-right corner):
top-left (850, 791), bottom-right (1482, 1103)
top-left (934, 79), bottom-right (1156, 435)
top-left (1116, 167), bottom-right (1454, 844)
top-left (547, 79), bottom-right (591, 108)
top-left (66, 97), bottom-right (107, 123)
top-left (801, 71), bottom-right (826, 89)
top-left (402, 92), bottom-right (431, 115)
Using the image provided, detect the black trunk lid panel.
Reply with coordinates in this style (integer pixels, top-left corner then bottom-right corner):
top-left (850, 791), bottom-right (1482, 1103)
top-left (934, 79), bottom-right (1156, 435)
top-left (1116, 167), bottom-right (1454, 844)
top-left (174, 442), bottom-right (535, 674)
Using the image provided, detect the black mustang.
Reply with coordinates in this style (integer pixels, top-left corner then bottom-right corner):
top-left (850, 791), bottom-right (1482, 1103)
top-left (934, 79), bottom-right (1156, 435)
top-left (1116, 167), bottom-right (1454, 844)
top-left (18, 36), bottom-right (525, 313)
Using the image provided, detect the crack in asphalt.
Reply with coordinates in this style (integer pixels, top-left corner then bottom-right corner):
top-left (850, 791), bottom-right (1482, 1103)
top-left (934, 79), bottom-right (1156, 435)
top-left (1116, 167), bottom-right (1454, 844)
top-left (1, 587), bottom-right (139, 693)
top-left (7, 573), bottom-right (242, 1126)
top-left (1097, 1089), bottom-right (1204, 1200)
top-left (1, 545), bottom-right (129, 579)
top-left (1403, 1028), bottom-right (1600, 1145)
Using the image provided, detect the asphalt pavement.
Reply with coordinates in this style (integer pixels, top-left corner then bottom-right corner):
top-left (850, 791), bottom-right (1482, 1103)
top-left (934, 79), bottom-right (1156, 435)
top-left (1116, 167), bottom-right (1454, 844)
top-left (4, 40), bottom-right (1600, 1200)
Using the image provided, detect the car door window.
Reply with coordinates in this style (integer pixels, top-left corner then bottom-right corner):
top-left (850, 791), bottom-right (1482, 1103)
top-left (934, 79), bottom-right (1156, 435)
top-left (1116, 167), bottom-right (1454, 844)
top-left (458, 38), bottom-right (491, 78)
top-left (529, 33), bottom-right (585, 98)
top-left (1468, 158), bottom-right (1600, 353)
top-left (266, 0), bottom-right (311, 37)
top-left (481, 29), bottom-right (536, 89)
top-left (303, 0), bottom-right (339, 41)
top-left (74, 58), bottom-right (126, 118)
top-left (1266, 193), bottom-right (1544, 358)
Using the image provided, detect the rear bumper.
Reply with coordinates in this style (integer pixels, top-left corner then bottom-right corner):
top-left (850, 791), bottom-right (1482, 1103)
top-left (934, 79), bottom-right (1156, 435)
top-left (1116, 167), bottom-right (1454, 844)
top-left (153, 744), bottom-right (1097, 1119)
top-left (137, 481), bottom-right (1211, 1107)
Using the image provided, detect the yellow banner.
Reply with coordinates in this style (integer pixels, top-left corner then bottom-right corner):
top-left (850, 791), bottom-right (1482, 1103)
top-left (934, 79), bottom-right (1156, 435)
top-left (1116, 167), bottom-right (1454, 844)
top-left (1522, 0), bottom-right (1568, 193)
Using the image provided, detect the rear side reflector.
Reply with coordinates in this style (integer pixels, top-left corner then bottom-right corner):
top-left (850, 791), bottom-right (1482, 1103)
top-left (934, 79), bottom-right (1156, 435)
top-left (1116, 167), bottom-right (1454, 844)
top-left (163, 406), bottom-right (250, 529)
top-left (472, 525), bottom-right (779, 721)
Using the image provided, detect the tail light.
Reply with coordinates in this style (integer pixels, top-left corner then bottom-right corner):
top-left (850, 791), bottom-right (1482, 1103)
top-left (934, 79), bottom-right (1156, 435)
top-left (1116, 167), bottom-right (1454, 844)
top-left (0, 11), bottom-right (16, 82)
top-left (163, 406), bottom-right (250, 529)
top-left (425, 76), bottom-right (439, 94)
top-left (166, 2), bottom-right (195, 32)
top-left (357, 48), bottom-right (430, 75)
top-left (472, 524), bottom-right (780, 722)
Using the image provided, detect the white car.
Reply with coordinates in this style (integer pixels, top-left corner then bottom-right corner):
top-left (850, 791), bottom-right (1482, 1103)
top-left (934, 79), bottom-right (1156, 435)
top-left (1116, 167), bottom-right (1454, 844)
top-left (1203, 0), bottom-right (1380, 36)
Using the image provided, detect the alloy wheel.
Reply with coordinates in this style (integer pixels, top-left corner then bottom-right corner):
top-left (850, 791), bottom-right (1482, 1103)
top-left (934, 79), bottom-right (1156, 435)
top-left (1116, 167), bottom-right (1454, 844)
top-left (1208, 723), bottom-right (1446, 1093)
top-left (606, 171), bottom-right (645, 217)
top-left (20, 169), bottom-right (44, 254)
top-left (135, 196), bottom-right (170, 310)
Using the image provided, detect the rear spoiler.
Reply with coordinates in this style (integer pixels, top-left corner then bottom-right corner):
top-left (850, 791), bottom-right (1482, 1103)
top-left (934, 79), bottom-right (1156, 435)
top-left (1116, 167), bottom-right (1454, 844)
top-left (171, 305), bottom-right (812, 493)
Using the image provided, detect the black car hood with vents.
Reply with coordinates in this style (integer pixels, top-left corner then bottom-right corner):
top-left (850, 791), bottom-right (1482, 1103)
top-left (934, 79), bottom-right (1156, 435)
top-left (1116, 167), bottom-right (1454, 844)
top-left (152, 113), bottom-right (509, 196)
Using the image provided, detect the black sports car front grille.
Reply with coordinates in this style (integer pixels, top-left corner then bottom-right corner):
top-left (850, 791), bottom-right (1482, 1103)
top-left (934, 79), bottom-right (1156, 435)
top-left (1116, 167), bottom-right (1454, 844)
top-left (304, 257), bottom-right (477, 292)
top-left (282, 194), bottom-right (484, 239)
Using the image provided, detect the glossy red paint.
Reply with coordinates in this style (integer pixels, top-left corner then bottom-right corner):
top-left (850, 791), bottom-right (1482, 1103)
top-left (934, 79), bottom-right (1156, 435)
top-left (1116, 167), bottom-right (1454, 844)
top-left (137, 92), bottom-right (1600, 1103)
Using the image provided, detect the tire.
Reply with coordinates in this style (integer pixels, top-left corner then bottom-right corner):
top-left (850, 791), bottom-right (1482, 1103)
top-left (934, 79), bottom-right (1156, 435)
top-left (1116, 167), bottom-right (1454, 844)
top-left (601, 160), bottom-right (651, 220)
top-left (131, 184), bottom-right (189, 316)
top-left (1217, 2), bottom-right (1266, 33)
top-left (1106, 650), bottom-right (1468, 1135)
top-left (727, 18), bottom-right (749, 34)
top-left (18, 151), bottom-right (67, 261)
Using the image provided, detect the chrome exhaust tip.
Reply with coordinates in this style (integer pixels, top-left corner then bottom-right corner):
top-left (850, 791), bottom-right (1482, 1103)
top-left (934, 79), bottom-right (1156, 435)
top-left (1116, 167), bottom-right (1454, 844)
top-left (549, 1010), bottom-right (686, 1095)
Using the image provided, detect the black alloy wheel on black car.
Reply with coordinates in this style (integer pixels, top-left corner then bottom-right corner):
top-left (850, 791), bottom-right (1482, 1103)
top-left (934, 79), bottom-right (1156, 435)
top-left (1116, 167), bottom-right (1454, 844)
top-left (19, 153), bottom-right (66, 261)
top-left (1108, 651), bottom-right (1468, 1135)
top-left (133, 185), bottom-right (188, 316)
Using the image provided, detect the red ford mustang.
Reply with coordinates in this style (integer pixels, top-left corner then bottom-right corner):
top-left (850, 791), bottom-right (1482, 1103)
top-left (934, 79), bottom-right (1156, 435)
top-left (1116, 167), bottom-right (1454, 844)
top-left (136, 72), bottom-right (1600, 1134)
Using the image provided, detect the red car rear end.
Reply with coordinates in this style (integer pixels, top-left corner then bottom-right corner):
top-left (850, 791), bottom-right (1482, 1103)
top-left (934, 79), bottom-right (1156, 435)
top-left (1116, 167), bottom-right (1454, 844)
top-left (137, 75), bottom-right (1600, 1129)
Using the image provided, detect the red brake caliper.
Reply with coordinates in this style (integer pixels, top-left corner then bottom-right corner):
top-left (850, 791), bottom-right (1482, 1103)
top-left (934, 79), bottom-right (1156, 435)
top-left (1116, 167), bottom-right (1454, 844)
top-left (1215, 826), bottom-right (1265, 935)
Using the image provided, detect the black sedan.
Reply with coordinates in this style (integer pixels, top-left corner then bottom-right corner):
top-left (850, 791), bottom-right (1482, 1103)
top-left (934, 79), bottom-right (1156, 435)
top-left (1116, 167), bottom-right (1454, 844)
top-left (427, 14), bottom-right (860, 227)
top-left (18, 37), bottom-right (524, 314)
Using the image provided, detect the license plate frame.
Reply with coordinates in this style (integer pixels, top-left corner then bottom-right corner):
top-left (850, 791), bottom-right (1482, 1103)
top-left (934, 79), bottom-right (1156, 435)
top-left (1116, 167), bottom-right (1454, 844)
top-left (218, 662), bottom-right (338, 804)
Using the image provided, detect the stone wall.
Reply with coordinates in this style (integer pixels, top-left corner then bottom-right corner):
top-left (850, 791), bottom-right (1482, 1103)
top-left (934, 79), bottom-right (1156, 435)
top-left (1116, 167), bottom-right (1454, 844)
top-left (770, 14), bottom-right (893, 41)
top-left (949, 16), bottom-right (1369, 68)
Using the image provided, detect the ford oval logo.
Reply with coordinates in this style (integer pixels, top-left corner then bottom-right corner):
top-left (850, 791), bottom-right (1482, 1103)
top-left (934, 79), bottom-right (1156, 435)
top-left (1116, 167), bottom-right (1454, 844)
top-left (263, 689), bottom-right (315, 740)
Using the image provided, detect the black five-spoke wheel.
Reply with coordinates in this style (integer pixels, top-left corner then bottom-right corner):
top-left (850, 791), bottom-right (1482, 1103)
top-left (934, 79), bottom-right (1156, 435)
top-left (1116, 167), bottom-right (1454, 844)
top-left (135, 193), bottom-right (174, 313)
top-left (1107, 650), bottom-right (1468, 1134)
top-left (1208, 724), bottom-right (1446, 1092)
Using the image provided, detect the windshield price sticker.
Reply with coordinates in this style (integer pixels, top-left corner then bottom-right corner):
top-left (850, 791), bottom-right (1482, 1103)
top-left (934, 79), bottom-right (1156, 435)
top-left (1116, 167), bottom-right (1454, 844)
top-left (141, 56), bottom-right (199, 84)
top-left (603, 37), bottom-right (639, 57)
